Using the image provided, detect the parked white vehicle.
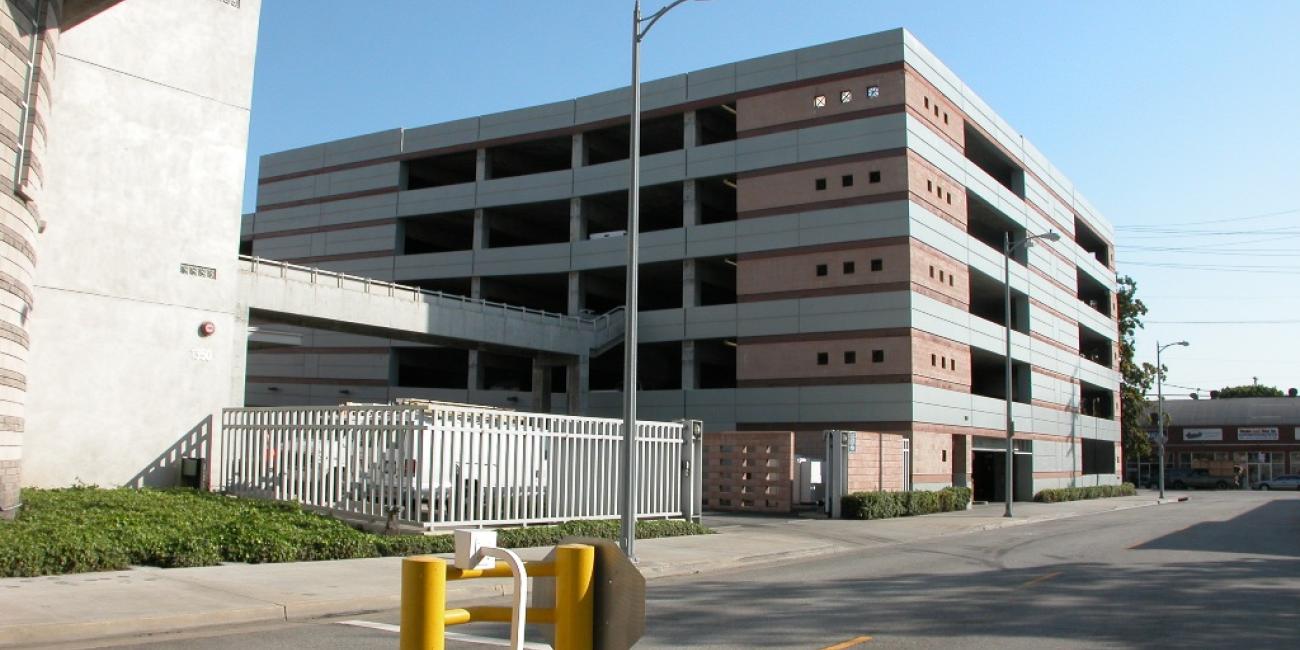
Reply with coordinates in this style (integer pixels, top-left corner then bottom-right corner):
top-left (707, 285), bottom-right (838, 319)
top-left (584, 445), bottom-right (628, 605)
top-left (360, 428), bottom-right (552, 520)
top-left (1256, 474), bottom-right (1300, 491)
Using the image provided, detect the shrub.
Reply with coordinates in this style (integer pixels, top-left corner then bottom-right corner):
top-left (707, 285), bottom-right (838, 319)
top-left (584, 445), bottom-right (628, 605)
top-left (937, 486), bottom-right (972, 512)
top-left (1033, 483), bottom-right (1137, 503)
top-left (0, 487), bottom-right (710, 577)
top-left (840, 486), bottom-right (971, 520)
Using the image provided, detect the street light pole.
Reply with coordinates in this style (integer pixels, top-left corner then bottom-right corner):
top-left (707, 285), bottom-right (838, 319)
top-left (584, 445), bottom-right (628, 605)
top-left (621, 0), bottom-right (699, 560)
top-left (1003, 232), bottom-right (1014, 517)
top-left (1155, 340), bottom-right (1189, 499)
top-left (1002, 231), bottom-right (1060, 517)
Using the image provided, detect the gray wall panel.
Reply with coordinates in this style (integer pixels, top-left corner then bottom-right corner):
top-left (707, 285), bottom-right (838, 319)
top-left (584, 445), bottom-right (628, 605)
top-left (575, 87), bottom-right (628, 126)
top-left (735, 51), bottom-right (798, 92)
top-left (795, 31), bottom-right (904, 79)
top-left (397, 184), bottom-right (477, 217)
top-left (402, 118), bottom-right (481, 154)
top-left (319, 193), bottom-right (399, 226)
top-left (393, 250), bottom-right (476, 281)
top-left (475, 242), bottom-right (572, 277)
top-left (685, 304), bottom-right (739, 340)
top-left (260, 144), bottom-right (326, 179)
top-left (478, 100), bottom-right (576, 141)
top-left (641, 74), bottom-right (689, 113)
top-left (477, 169), bottom-right (574, 208)
top-left (323, 129), bottom-right (402, 167)
top-left (684, 141), bottom-right (737, 179)
top-left (639, 309), bottom-right (685, 343)
top-left (684, 221), bottom-right (738, 259)
top-left (571, 236), bottom-right (629, 271)
top-left (687, 63), bottom-right (736, 101)
top-left (326, 162), bottom-right (400, 196)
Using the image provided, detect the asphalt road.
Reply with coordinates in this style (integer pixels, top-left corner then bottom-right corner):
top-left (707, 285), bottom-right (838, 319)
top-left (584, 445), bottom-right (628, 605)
top-left (66, 491), bottom-right (1300, 649)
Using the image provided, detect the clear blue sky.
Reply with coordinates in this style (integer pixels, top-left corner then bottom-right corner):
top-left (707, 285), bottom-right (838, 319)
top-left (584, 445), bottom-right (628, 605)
top-left (244, 0), bottom-right (1300, 396)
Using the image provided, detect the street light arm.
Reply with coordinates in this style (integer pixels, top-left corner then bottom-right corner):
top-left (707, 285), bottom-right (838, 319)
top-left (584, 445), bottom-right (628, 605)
top-left (1158, 340), bottom-right (1190, 353)
top-left (1007, 231), bottom-right (1060, 254)
top-left (637, 0), bottom-right (693, 40)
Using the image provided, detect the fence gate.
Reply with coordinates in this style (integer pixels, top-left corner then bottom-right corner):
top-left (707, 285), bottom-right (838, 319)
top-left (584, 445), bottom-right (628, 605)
top-left (220, 403), bottom-right (701, 530)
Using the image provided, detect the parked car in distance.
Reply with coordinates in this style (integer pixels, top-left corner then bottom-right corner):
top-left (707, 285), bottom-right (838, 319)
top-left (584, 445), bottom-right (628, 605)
top-left (1169, 468), bottom-right (1238, 490)
top-left (1144, 467), bottom-right (1192, 489)
top-left (1255, 475), bottom-right (1300, 491)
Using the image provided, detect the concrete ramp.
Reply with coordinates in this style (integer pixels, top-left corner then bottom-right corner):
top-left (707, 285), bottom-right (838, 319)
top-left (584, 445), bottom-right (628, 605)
top-left (238, 256), bottom-right (623, 356)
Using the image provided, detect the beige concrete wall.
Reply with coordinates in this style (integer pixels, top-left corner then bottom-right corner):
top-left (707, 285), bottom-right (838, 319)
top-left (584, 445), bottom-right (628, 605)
top-left (910, 429), bottom-right (954, 487)
top-left (736, 68), bottom-right (905, 134)
top-left (23, 0), bottom-right (261, 489)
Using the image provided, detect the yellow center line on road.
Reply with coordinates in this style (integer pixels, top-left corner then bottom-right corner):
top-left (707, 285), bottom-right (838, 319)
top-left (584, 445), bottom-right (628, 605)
top-left (819, 635), bottom-right (873, 650)
top-left (1020, 571), bottom-right (1063, 588)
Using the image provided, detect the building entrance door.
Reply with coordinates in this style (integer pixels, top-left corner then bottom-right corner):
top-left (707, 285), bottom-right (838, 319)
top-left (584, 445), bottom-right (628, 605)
top-left (1246, 454), bottom-right (1275, 488)
top-left (972, 450), bottom-right (1001, 502)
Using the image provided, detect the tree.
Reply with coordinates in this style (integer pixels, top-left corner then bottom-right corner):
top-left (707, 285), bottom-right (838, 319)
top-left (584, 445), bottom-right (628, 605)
top-left (1117, 276), bottom-right (1157, 460)
top-left (1214, 384), bottom-right (1283, 399)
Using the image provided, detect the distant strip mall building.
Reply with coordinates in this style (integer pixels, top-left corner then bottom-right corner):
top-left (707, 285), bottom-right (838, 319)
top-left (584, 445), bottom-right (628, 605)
top-left (1138, 397), bottom-right (1300, 487)
top-left (243, 29), bottom-right (1121, 500)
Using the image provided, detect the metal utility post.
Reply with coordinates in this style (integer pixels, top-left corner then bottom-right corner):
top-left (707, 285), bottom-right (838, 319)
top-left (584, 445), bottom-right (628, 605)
top-left (1003, 232), bottom-right (1014, 517)
top-left (1002, 231), bottom-right (1060, 517)
top-left (621, 0), bottom-right (702, 559)
top-left (1156, 340), bottom-right (1189, 499)
top-left (620, 0), bottom-right (643, 561)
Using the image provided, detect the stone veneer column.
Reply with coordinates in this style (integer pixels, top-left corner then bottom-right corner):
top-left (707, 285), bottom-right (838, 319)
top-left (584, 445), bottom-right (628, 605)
top-left (0, 0), bottom-right (60, 519)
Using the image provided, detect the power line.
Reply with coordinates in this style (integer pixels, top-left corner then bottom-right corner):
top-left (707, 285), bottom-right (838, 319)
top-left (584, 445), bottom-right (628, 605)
top-left (1116, 206), bottom-right (1300, 230)
top-left (1120, 261), bottom-right (1300, 274)
top-left (1141, 296), bottom-right (1300, 301)
top-left (1145, 318), bottom-right (1300, 324)
top-left (1119, 229), bottom-right (1300, 240)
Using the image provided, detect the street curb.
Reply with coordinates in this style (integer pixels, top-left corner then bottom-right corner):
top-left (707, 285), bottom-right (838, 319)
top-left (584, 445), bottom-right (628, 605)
top-left (636, 542), bottom-right (854, 581)
top-left (0, 497), bottom-right (1181, 647)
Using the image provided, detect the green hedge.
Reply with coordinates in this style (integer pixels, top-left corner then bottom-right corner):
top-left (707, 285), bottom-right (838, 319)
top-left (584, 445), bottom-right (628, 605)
top-left (840, 486), bottom-right (972, 520)
top-left (1033, 483), bottom-right (1137, 503)
top-left (0, 487), bottom-right (710, 577)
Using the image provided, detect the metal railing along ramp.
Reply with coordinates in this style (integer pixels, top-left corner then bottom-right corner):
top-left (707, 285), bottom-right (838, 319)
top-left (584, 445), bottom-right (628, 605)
top-left (238, 256), bottom-right (624, 356)
top-left (219, 402), bottom-right (703, 529)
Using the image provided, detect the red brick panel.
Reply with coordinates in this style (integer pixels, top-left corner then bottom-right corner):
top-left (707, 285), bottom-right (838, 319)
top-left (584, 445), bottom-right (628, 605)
top-left (702, 431), bottom-right (796, 513)
top-left (844, 431), bottom-right (908, 493)
top-left (737, 68), bottom-right (906, 135)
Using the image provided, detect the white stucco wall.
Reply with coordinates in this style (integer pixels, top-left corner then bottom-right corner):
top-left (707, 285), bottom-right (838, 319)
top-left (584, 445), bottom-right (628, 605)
top-left (24, 0), bottom-right (261, 487)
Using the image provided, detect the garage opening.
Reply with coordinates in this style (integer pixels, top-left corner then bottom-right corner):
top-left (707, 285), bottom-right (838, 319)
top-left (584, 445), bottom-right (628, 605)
top-left (971, 437), bottom-right (1032, 503)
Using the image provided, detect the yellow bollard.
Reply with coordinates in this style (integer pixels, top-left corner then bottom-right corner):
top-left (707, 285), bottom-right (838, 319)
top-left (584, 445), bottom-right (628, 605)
top-left (553, 544), bottom-right (595, 650)
top-left (401, 555), bottom-right (447, 650)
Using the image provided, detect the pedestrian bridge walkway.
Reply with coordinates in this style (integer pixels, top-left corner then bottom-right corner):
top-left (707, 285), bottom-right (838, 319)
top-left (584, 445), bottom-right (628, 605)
top-left (237, 256), bottom-right (624, 357)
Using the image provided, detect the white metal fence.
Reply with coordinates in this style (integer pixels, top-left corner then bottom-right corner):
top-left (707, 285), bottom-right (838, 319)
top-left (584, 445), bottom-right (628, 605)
top-left (219, 403), bottom-right (702, 529)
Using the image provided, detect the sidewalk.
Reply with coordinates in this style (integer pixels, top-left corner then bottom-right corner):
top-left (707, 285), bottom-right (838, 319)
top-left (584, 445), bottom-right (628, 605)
top-left (0, 494), bottom-right (1181, 647)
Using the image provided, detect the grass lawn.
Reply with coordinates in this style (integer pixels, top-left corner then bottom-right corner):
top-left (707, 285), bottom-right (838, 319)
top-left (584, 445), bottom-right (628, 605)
top-left (0, 487), bottom-right (709, 577)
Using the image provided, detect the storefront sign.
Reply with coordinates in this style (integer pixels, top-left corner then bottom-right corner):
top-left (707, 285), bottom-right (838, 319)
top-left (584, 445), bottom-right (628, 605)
top-left (1237, 427), bottom-right (1279, 441)
top-left (1182, 428), bottom-right (1222, 442)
